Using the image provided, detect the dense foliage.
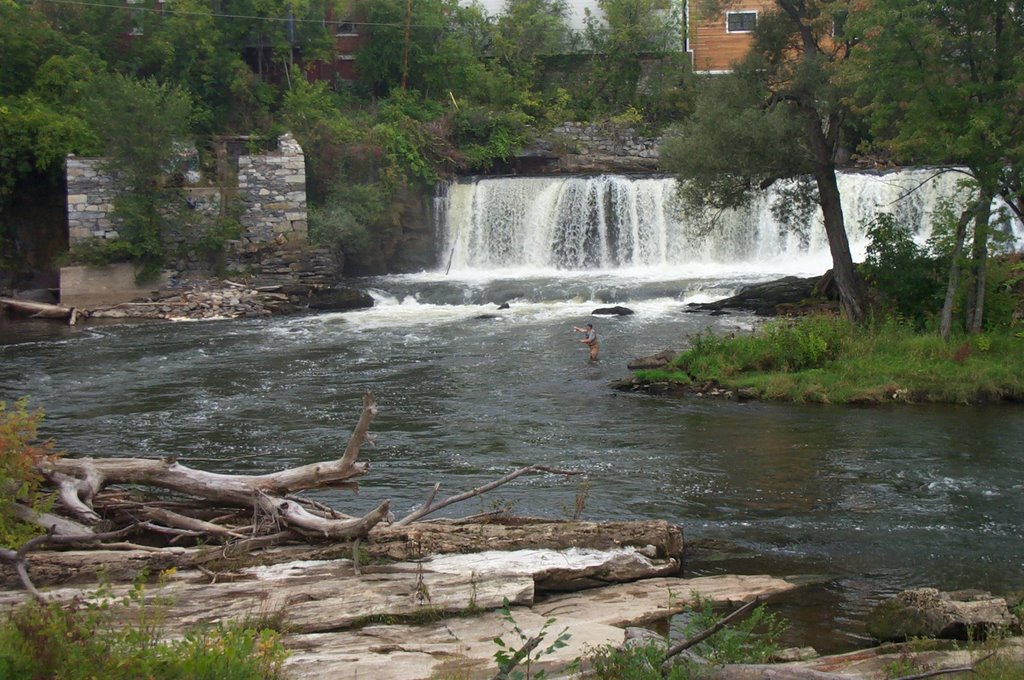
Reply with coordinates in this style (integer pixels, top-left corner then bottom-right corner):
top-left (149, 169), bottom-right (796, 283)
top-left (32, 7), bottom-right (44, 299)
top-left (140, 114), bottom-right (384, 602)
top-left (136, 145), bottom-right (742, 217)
top-left (0, 400), bottom-right (57, 549)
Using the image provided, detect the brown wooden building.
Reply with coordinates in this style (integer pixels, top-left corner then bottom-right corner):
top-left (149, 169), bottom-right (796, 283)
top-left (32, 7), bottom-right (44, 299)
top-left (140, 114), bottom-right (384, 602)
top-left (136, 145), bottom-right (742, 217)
top-left (687, 0), bottom-right (776, 73)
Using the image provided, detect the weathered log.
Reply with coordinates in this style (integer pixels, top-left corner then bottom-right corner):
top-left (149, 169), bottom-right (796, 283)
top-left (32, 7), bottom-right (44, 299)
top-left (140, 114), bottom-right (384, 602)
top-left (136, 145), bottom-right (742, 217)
top-left (1, 519), bottom-right (683, 589)
top-left (421, 546), bottom-right (679, 592)
top-left (367, 518), bottom-right (684, 562)
top-left (0, 297), bottom-right (75, 321)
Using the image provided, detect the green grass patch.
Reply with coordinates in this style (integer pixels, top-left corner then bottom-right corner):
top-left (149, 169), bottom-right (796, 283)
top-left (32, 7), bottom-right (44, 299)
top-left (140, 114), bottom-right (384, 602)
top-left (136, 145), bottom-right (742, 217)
top-left (640, 315), bottom-right (1024, 404)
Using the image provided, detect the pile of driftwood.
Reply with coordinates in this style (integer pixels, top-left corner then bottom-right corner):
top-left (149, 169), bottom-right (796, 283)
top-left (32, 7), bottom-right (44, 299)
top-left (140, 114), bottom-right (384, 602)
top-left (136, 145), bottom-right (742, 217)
top-left (2, 393), bottom-right (673, 596)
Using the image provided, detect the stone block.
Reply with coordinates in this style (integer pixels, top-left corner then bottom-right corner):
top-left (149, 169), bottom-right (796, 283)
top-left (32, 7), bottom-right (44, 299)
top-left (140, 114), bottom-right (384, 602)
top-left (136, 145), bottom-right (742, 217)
top-left (60, 263), bottom-right (170, 308)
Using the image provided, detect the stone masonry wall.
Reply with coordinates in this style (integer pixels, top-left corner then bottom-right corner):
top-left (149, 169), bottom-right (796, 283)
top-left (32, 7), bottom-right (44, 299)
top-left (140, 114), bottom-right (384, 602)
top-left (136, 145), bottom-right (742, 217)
top-left (544, 122), bottom-right (660, 161)
top-left (517, 121), bottom-right (661, 173)
top-left (66, 158), bottom-right (119, 242)
top-left (237, 133), bottom-right (308, 245)
top-left (66, 133), bottom-right (308, 250)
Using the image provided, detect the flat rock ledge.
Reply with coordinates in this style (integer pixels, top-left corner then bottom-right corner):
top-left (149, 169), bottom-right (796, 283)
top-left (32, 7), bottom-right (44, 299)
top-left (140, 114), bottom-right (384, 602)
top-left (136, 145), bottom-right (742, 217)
top-left (0, 547), bottom-right (798, 680)
top-left (282, 571), bottom-right (802, 679)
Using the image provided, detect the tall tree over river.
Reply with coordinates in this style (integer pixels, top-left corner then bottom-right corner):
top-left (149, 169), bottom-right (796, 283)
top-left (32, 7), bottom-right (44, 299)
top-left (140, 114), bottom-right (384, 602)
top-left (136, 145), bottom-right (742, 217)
top-left (661, 1), bottom-right (866, 322)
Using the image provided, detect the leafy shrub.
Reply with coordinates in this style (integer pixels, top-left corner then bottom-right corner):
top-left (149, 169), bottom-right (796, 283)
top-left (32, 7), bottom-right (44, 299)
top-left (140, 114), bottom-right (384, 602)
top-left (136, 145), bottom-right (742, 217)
top-left (863, 212), bottom-right (941, 327)
top-left (673, 596), bottom-right (788, 666)
top-left (452, 106), bottom-right (531, 172)
top-left (585, 598), bottom-right (787, 679)
top-left (308, 182), bottom-right (388, 256)
top-left (676, 316), bottom-right (850, 380)
top-left (0, 399), bottom-right (58, 549)
top-left (587, 641), bottom-right (688, 680)
top-left (0, 580), bottom-right (288, 679)
top-left (64, 237), bottom-right (136, 268)
top-left (982, 256), bottom-right (1024, 331)
top-left (492, 597), bottom-right (570, 680)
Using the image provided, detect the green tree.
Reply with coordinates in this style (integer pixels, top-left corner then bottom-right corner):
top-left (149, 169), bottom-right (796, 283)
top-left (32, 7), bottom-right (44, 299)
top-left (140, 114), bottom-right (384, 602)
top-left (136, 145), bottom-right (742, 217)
top-left (0, 2), bottom-right (97, 200)
top-left (661, 1), bottom-right (866, 322)
top-left (0, 1), bottom-right (98, 275)
top-left (355, 0), bottom-right (494, 99)
top-left (82, 74), bottom-right (194, 280)
top-left (845, 0), bottom-right (1024, 336)
top-left (581, 0), bottom-right (686, 119)
top-left (493, 0), bottom-right (576, 84)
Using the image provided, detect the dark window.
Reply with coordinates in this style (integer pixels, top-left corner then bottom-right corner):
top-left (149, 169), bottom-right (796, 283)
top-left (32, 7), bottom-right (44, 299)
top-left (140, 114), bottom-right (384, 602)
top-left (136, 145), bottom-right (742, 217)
top-left (727, 11), bottom-right (757, 33)
top-left (832, 10), bottom-right (849, 38)
top-left (335, 21), bottom-right (357, 36)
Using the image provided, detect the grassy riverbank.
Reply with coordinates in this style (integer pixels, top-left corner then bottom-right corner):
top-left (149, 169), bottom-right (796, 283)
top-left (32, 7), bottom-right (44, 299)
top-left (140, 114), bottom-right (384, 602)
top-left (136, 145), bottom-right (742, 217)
top-left (635, 315), bottom-right (1024, 404)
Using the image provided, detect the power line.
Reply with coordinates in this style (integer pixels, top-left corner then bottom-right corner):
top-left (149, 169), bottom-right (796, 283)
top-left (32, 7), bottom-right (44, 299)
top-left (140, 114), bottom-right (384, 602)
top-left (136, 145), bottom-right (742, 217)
top-left (32, 0), bottom-right (446, 30)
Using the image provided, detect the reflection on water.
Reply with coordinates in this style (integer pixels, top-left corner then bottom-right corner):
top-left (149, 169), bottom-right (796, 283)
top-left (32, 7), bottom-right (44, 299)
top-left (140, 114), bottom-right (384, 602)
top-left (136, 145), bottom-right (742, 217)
top-left (2, 275), bottom-right (1023, 654)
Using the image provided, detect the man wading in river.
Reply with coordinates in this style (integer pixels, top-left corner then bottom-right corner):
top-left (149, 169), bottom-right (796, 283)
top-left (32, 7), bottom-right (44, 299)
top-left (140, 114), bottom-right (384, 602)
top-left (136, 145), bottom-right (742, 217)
top-left (573, 323), bottom-right (599, 361)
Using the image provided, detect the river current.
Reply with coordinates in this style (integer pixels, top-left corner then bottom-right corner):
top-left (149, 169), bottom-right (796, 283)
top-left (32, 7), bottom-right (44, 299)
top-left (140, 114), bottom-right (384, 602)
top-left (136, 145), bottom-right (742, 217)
top-left (2, 170), bottom-right (1022, 652)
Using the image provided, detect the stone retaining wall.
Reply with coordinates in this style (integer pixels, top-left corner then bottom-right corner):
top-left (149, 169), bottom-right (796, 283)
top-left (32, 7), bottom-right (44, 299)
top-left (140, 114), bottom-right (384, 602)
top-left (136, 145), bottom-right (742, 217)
top-left (226, 243), bottom-right (339, 290)
top-left (544, 121), bottom-right (660, 161)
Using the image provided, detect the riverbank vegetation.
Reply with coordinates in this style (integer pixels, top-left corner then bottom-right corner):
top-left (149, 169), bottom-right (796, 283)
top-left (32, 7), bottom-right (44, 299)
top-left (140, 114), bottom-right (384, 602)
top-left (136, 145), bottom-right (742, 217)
top-left (637, 314), bottom-right (1024, 404)
top-left (635, 202), bottom-right (1024, 404)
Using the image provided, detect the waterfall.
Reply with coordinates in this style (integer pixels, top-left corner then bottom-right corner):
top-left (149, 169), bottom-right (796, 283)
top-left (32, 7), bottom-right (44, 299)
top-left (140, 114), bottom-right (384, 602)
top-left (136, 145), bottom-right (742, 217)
top-left (437, 169), bottom-right (1007, 276)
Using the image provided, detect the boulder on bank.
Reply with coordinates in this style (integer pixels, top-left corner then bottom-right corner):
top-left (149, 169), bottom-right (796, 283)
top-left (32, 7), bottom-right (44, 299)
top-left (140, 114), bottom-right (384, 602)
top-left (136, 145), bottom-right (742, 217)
top-left (686, 276), bottom-right (825, 317)
top-left (866, 588), bottom-right (1020, 642)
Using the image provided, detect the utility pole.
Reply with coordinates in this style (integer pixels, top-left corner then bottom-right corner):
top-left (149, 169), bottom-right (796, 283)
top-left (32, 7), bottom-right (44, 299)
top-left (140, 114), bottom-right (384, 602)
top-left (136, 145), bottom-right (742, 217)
top-left (401, 0), bottom-right (411, 89)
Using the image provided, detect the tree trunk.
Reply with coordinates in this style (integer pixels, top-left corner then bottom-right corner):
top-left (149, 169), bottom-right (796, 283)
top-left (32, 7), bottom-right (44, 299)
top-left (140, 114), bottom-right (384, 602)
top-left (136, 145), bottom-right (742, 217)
top-left (2, 519), bottom-right (684, 589)
top-left (939, 207), bottom-right (974, 340)
top-left (965, 196), bottom-right (992, 334)
top-left (812, 161), bottom-right (864, 323)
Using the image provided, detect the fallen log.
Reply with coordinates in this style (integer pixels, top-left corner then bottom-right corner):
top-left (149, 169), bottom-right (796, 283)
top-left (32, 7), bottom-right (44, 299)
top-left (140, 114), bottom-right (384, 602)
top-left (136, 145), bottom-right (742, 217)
top-left (37, 392), bottom-right (381, 537)
top-left (1, 519), bottom-right (684, 589)
top-left (0, 296), bottom-right (75, 322)
top-left (368, 518), bottom-right (683, 562)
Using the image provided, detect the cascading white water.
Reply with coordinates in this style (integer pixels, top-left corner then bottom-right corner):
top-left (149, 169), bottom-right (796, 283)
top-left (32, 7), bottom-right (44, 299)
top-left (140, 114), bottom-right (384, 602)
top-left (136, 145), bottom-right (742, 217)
top-left (438, 169), bottom-right (989, 276)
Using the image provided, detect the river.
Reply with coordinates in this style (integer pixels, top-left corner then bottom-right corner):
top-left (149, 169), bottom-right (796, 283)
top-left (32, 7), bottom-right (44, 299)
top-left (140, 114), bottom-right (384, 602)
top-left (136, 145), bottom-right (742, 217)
top-left (1, 170), bottom-right (1022, 653)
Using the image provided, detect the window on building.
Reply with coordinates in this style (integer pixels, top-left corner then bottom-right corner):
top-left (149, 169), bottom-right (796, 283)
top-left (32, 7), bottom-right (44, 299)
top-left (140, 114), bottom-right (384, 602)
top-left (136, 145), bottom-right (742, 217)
top-left (726, 11), bottom-right (757, 33)
top-left (832, 10), bottom-right (849, 38)
top-left (335, 21), bottom-right (357, 36)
